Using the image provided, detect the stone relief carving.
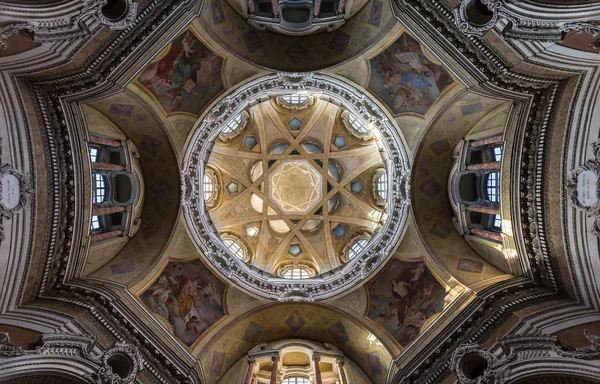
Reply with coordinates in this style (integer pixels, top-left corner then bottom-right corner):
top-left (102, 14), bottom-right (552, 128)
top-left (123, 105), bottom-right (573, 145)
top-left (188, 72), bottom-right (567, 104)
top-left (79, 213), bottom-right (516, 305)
top-left (0, 163), bottom-right (33, 241)
top-left (453, 0), bottom-right (600, 42)
top-left (0, 332), bottom-right (143, 384)
top-left (0, 0), bottom-right (138, 49)
top-left (567, 138), bottom-right (600, 236)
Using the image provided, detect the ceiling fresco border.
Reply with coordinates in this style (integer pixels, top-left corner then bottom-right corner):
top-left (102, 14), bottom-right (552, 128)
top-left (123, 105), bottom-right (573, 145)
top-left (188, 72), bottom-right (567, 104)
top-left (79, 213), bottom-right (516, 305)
top-left (364, 26), bottom-right (461, 119)
top-left (0, 0), bottom-right (595, 383)
top-left (181, 72), bottom-right (412, 302)
top-left (133, 24), bottom-right (229, 119)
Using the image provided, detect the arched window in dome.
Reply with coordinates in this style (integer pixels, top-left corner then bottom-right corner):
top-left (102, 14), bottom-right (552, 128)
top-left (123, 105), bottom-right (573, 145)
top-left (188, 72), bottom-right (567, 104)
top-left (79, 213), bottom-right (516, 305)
top-left (282, 94), bottom-right (308, 104)
top-left (203, 168), bottom-right (219, 208)
top-left (485, 171), bottom-right (500, 203)
top-left (218, 110), bottom-right (249, 141)
top-left (328, 160), bottom-right (343, 182)
top-left (282, 266), bottom-right (311, 279)
top-left (342, 233), bottom-right (372, 262)
top-left (93, 173), bottom-right (107, 204)
top-left (220, 233), bottom-right (250, 262)
top-left (282, 377), bottom-right (310, 384)
top-left (372, 168), bottom-right (388, 206)
top-left (300, 141), bottom-right (322, 154)
top-left (341, 110), bottom-right (373, 140)
top-left (269, 142), bottom-right (290, 155)
top-left (275, 94), bottom-right (314, 110)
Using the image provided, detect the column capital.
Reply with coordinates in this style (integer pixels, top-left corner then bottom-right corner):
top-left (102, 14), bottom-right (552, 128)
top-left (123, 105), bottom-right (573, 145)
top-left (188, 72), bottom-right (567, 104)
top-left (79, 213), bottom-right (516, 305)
top-left (312, 354), bottom-right (321, 362)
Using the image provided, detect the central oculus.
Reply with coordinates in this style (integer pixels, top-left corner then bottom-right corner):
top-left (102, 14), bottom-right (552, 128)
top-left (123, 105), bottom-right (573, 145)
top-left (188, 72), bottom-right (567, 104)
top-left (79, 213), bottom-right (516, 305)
top-left (268, 160), bottom-right (323, 214)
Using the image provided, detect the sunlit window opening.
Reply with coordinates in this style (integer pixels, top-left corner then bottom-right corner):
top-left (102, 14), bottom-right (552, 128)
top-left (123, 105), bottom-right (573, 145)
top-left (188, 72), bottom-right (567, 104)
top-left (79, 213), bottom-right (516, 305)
top-left (493, 214), bottom-right (501, 229)
top-left (282, 267), bottom-right (310, 279)
top-left (282, 378), bottom-right (310, 384)
top-left (91, 215), bottom-right (100, 230)
top-left (203, 173), bottom-right (214, 202)
top-left (492, 146), bottom-right (503, 161)
top-left (348, 237), bottom-right (369, 260)
top-left (281, 94), bottom-right (309, 105)
top-left (222, 237), bottom-right (245, 259)
top-left (89, 147), bottom-right (98, 162)
top-left (222, 113), bottom-right (243, 134)
top-left (93, 173), bottom-right (106, 204)
top-left (375, 171), bottom-right (388, 201)
top-left (347, 112), bottom-right (370, 134)
top-left (485, 171), bottom-right (500, 203)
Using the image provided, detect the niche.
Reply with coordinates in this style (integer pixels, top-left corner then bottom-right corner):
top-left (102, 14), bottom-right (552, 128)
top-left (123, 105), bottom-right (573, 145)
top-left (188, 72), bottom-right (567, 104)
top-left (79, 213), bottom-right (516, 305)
top-left (465, 0), bottom-right (494, 27)
top-left (101, 0), bottom-right (129, 21)
top-left (460, 353), bottom-right (489, 380)
top-left (107, 352), bottom-right (134, 379)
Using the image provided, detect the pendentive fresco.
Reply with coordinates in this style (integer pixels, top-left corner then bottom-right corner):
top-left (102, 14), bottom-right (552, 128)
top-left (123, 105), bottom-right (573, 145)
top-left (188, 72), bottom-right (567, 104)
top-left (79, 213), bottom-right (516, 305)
top-left (367, 259), bottom-right (448, 345)
top-left (369, 32), bottom-right (454, 115)
top-left (141, 260), bottom-right (226, 346)
top-left (138, 29), bottom-right (224, 115)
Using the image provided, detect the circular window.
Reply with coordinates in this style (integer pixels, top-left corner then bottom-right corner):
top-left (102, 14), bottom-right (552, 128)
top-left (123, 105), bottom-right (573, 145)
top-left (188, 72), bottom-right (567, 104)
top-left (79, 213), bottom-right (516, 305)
top-left (182, 73), bottom-right (411, 301)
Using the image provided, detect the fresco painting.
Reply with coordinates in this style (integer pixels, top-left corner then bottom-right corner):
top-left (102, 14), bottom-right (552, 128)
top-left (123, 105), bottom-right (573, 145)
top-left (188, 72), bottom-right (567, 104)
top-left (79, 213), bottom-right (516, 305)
top-left (367, 259), bottom-right (447, 345)
top-left (141, 260), bottom-right (226, 347)
top-left (138, 30), bottom-right (224, 115)
top-left (368, 33), bottom-right (453, 115)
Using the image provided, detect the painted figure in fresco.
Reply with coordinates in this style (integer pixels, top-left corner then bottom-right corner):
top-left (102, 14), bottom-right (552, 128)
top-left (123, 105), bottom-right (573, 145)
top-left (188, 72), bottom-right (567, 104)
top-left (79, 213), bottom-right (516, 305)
top-left (367, 260), bottom-right (447, 345)
top-left (141, 261), bottom-right (226, 346)
top-left (138, 30), bottom-right (224, 115)
top-left (369, 33), bottom-right (453, 115)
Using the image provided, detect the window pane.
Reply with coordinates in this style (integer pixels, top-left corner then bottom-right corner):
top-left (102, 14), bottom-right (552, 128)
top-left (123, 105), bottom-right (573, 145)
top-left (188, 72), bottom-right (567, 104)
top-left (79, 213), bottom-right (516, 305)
top-left (91, 215), bottom-right (100, 230)
top-left (492, 146), bottom-right (503, 161)
top-left (223, 237), bottom-right (245, 259)
top-left (282, 94), bottom-right (308, 104)
top-left (486, 172), bottom-right (500, 203)
top-left (493, 214), bottom-right (501, 229)
top-left (203, 174), bottom-right (214, 202)
top-left (222, 114), bottom-right (243, 134)
top-left (282, 267), bottom-right (310, 279)
top-left (347, 112), bottom-right (369, 134)
top-left (283, 377), bottom-right (310, 384)
top-left (89, 147), bottom-right (98, 162)
top-left (348, 238), bottom-right (369, 259)
top-left (376, 171), bottom-right (388, 201)
top-left (93, 173), bottom-right (106, 204)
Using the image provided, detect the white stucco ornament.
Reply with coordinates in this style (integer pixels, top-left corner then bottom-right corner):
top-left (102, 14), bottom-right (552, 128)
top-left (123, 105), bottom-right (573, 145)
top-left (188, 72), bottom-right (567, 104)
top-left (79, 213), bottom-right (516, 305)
top-left (1, 173), bottom-right (20, 210)
top-left (577, 170), bottom-right (598, 208)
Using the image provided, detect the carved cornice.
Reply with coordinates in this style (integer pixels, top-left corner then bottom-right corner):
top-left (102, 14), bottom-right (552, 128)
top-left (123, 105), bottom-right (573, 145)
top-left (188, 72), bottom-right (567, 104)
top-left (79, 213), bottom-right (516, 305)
top-left (0, 333), bottom-right (143, 384)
